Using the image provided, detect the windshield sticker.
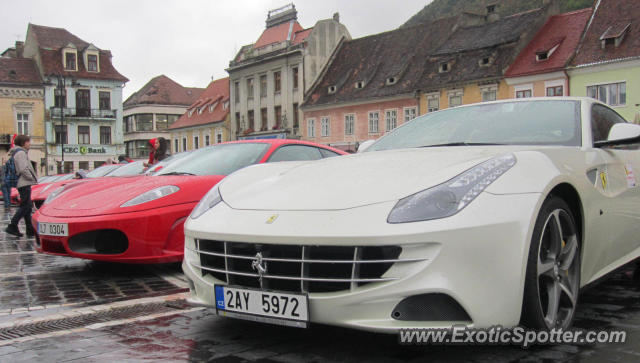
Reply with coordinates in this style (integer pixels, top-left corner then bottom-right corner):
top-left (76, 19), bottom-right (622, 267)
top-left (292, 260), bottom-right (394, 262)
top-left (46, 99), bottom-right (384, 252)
top-left (625, 164), bottom-right (636, 188)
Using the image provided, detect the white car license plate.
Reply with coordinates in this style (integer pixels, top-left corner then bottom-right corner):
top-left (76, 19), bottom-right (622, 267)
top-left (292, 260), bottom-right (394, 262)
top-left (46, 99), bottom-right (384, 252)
top-left (214, 285), bottom-right (308, 328)
top-left (38, 222), bottom-right (68, 237)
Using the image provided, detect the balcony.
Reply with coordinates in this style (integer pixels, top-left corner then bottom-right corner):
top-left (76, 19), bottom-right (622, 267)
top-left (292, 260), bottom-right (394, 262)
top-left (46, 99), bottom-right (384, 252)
top-left (50, 107), bottom-right (117, 120)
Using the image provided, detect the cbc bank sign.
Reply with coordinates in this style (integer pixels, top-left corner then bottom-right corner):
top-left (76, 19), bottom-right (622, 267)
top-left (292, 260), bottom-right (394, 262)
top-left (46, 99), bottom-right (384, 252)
top-left (61, 145), bottom-right (109, 155)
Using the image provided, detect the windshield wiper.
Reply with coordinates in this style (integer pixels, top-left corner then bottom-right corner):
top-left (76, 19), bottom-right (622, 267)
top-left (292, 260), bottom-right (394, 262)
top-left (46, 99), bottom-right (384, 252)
top-left (159, 172), bottom-right (196, 176)
top-left (420, 142), bottom-right (506, 148)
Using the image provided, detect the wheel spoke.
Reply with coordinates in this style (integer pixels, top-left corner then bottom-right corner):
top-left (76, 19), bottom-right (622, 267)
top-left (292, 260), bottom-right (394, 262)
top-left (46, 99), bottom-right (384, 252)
top-left (538, 258), bottom-right (555, 277)
top-left (550, 210), bottom-right (564, 258)
top-left (544, 280), bottom-right (561, 327)
top-left (559, 279), bottom-right (577, 309)
top-left (559, 235), bottom-right (578, 270)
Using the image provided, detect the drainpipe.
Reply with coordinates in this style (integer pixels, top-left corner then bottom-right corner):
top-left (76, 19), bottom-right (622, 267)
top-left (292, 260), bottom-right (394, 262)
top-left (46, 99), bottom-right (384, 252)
top-left (563, 70), bottom-right (570, 96)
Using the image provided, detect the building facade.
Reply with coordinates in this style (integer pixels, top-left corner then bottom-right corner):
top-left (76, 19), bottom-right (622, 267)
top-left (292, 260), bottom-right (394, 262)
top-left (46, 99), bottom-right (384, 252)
top-left (22, 24), bottom-right (128, 174)
top-left (0, 52), bottom-right (46, 173)
top-left (169, 77), bottom-right (230, 152)
top-left (505, 9), bottom-right (592, 100)
top-left (228, 4), bottom-right (350, 141)
top-left (123, 75), bottom-right (203, 158)
top-left (568, 0), bottom-right (640, 122)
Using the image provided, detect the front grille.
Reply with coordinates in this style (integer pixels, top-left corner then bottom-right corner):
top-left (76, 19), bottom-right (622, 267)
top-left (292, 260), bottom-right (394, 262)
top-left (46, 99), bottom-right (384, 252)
top-left (189, 240), bottom-right (425, 293)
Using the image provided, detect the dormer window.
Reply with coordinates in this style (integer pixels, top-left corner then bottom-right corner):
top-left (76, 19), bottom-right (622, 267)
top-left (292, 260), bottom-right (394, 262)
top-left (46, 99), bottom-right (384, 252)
top-left (355, 81), bottom-right (365, 89)
top-left (188, 109), bottom-right (194, 117)
top-left (328, 85), bottom-right (337, 94)
top-left (64, 52), bottom-right (77, 71)
top-left (223, 101), bottom-right (229, 110)
top-left (439, 62), bottom-right (450, 73)
top-left (536, 43), bottom-right (560, 62)
top-left (486, 5), bottom-right (496, 14)
top-left (386, 77), bottom-right (397, 85)
top-left (87, 54), bottom-right (98, 72)
top-left (600, 23), bottom-right (631, 49)
top-left (479, 57), bottom-right (492, 67)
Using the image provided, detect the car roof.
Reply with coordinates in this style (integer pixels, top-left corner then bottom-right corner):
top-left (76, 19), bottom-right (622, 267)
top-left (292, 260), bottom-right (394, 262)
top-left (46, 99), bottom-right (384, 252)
top-left (209, 139), bottom-right (347, 154)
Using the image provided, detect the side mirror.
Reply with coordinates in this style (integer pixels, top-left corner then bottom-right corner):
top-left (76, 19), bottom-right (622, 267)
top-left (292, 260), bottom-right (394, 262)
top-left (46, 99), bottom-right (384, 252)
top-left (594, 123), bottom-right (640, 148)
top-left (357, 139), bottom-right (376, 153)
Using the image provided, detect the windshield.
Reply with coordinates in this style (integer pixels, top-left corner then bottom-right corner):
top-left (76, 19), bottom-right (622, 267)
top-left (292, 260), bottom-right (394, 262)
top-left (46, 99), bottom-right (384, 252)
top-left (368, 100), bottom-right (581, 152)
top-left (147, 151), bottom-right (192, 175)
top-left (105, 161), bottom-right (145, 177)
top-left (85, 164), bottom-right (122, 178)
top-left (155, 143), bottom-right (270, 176)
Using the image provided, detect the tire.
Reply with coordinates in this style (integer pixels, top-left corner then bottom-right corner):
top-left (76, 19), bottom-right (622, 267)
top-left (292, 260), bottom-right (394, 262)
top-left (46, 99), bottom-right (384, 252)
top-left (520, 196), bottom-right (581, 330)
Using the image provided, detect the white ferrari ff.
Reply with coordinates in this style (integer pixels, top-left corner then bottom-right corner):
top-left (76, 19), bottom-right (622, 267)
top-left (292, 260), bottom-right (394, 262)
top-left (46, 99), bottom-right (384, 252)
top-left (183, 98), bottom-right (640, 333)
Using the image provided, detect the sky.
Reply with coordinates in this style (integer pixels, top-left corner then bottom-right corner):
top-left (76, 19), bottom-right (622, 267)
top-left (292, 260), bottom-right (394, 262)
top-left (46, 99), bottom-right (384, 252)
top-left (1, 0), bottom-right (432, 100)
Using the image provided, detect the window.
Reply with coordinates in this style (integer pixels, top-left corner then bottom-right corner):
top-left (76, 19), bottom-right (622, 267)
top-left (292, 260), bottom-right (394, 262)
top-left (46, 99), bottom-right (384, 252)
top-left (480, 57), bottom-right (491, 66)
top-left (65, 52), bottom-right (77, 71)
top-left (99, 91), bottom-right (110, 110)
top-left (182, 137), bottom-right (187, 151)
top-left (307, 118), bottom-right (316, 138)
top-left (293, 103), bottom-right (299, 128)
top-left (274, 71), bottom-right (281, 93)
top-left (546, 86), bottom-right (563, 97)
top-left (386, 77), bottom-right (397, 85)
top-left (591, 104), bottom-right (626, 142)
top-left (260, 75), bottom-right (267, 97)
top-left (156, 114), bottom-right (168, 130)
top-left (368, 111), bottom-right (379, 133)
top-left (292, 67), bottom-right (299, 90)
top-left (260, 108), bottom-right (268, 131)
top-left (247, 78), bottom-right (254, 100)
top-left (54, 92), bottom-right (66, 108)
top-left (345, 114), bottom-right (354, 135)
top-left (135, 114), bottom-right (153, 131)
top-left (481, 89), bottom-right (497, 102)
top-left (268, 145), bottom-right (323, 162)
top-left (78, 126), bottom-right (90, 144)
top-left (247, 110), bottom-right (255, 131)
top-left (328, 85), bottom-right (337, 94)
top-left (87, 54), bottom-right (98, 71)
top-left (321, 117), bottom-right (330, 137)
top-left (439, 62), bottom-right (450, 73)
top-left (404, 107), bottom-right (417, 122)
top-left (174, 139), bottom-right (179, 153)
top-left (234, 81), bottom-right (240, 103)
top-left (55, 125), bottom-right (67, 144)
top-left (216, 130), bottom-right (223, 144)
top-left (587, 82), bottom-right (626, 106)
top-left (516, 89), bottom-right (532, 98)
top-left (194, 136), bottom-right (199, 149)
top-left (203, 134), bottom-right (209, 147)
top-left (536, 52), bottom-right (548, 61)
top-left (355, 81), bottom-right (364, 89)
top-left (94, 161), bottom-right (103, 169)
top-left (76, 89), bottom-right (90, 116)
top-left (274, 106), bottom-right (282, 129)
top-left (385, 109), bottom-right (397, 131)
top-left (235, 112), bottom-right (241, 131)
top-left (79, 161), bottom-right (89, 170)
top-left (427, 96), bottom-right (439, 112)
top-left (319, 149), bottom-right (341, 158)
top-left (100, 126), bottom-right (111, 144)
top-left (448, 92), bottom-right (463, 107)
top-left (16, 113), bottom-right (29, 135)
top-left (63, 161), bottom-right (73, 173)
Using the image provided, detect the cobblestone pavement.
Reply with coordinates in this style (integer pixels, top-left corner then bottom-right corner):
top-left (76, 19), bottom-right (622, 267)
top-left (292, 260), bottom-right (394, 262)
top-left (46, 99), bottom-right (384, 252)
top-left (1, 208), bottom-right (640, 362)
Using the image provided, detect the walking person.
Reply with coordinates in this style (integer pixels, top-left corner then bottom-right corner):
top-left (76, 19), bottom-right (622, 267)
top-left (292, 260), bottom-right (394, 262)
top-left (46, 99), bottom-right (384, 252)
top-left (5, 135), bottom-right (37, 237)
top-left (0, 159), bottom-right (10, 212)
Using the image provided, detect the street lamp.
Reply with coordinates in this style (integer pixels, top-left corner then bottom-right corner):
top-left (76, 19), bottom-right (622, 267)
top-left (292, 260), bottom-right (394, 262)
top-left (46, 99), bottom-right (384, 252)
top-left (54, 75), bottom-right (67, 173)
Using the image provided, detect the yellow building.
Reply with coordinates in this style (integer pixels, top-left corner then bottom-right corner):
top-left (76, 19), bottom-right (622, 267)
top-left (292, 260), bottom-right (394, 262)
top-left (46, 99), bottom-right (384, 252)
top-left (419, 80), bottom-right (510, 114)
top-left (169, 78), bottom-right (230, 152)
top-left (0, 56), bottom-right (46, 175)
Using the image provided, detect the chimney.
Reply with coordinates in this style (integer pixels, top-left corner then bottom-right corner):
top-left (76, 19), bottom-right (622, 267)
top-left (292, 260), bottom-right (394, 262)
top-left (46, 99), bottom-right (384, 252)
top-left (15, 41), bottom-right (24, 58)
top-left (333, 12), bottom-right (340, 22)
top-left (486, 4), bottom-right (500, 22)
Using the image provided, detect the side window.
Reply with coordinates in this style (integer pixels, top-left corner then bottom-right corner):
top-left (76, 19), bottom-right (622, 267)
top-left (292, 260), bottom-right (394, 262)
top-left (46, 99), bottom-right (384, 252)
top-left (319, 148), bottom-right (341, 158)
top-left (591, 104), bottom-right (626, 142)
top-left (268, 145), bottom-right (323, 162)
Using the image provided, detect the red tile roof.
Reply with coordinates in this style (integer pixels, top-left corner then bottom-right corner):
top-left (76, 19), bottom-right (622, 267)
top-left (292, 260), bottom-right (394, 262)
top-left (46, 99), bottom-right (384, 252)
top-left (0, 58), bottom-right (42, 86)
top-left (572, 0), bottom-right (640, 66)
top-left (169, 77), bottom-right (230, 130)
top-left (292, 28), bottom-right (312, 45)
top-left (254, 20), bottom-right (304, 49)
top-left (29, 24), bottom-right (128, 82)
top-left (506, 8), bottom-right (592, 77)
top-left (124, 75), bottom-right (203, 108)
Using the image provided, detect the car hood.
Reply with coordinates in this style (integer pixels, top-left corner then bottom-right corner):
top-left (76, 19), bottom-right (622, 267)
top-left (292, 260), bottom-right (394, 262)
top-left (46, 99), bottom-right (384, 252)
top-left (40, 175), bottom-right (225, 217)
top-left (220, 146), bottom-right (527, 211)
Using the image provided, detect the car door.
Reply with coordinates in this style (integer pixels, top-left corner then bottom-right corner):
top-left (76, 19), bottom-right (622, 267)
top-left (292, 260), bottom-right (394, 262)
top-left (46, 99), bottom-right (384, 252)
top-left (591, 103), bottom-right (640, 269)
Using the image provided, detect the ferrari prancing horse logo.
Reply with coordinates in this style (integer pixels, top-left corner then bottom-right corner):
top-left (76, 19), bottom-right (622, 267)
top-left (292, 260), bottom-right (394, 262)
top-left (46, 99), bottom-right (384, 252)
top-left (265, 214), bottom-right (279, 224)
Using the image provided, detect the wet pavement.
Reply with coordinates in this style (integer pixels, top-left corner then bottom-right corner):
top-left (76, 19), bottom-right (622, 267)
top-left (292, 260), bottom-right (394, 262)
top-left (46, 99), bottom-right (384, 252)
top-left (1, 208), bottom-right (640, 361)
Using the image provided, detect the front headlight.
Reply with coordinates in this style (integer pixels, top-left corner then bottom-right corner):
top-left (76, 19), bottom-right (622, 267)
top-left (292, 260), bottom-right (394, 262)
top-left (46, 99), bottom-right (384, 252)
top-left (120, 185), bottom-right (180, 207)
top-left (388, 154), bottom-right (516, 223)
top-left (44, 186), bottom-right (67, 205)
top-left (190, 184), bottom-right (222, 220)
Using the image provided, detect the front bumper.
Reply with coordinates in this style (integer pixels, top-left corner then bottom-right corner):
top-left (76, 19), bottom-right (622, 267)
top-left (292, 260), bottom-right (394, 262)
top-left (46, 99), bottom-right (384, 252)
top-left (33, 203), bottom-right (196, 264)
top-left (182, 191), bottom-right (543, 333)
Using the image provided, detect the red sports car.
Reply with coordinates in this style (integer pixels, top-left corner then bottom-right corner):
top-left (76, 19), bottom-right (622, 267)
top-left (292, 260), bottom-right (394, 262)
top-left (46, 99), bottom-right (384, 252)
top-left (33, 140), bottom-right (346, 263)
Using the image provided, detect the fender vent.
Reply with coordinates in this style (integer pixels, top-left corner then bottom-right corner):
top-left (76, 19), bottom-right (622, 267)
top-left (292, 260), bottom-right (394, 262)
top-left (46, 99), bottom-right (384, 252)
top-left (392, 293), bottom-right (472, 322)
